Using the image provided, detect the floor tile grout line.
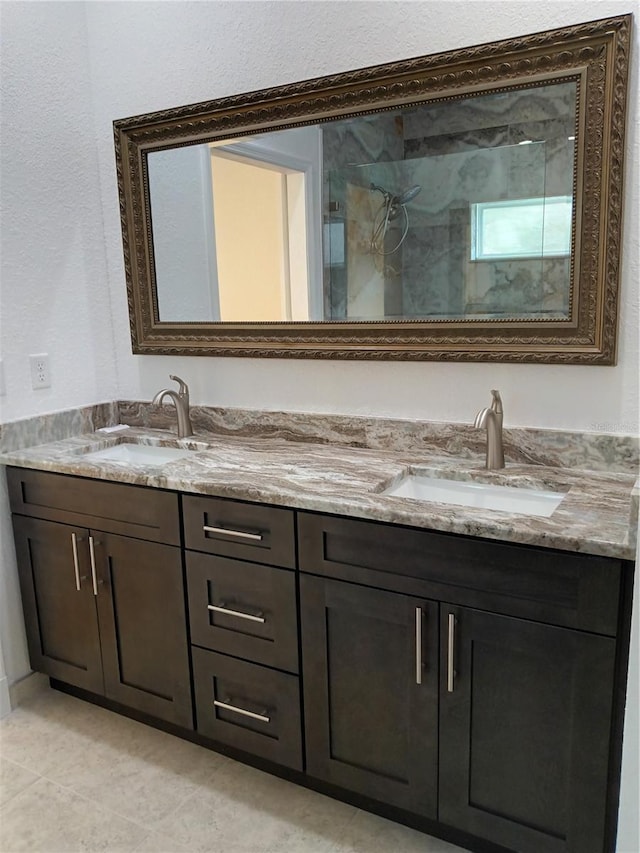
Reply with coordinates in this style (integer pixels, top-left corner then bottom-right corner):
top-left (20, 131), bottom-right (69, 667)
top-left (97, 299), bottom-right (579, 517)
top-left (31, 768), bottom-right (205, 837)
top-left (1, 773), bottom-right (152, 836)
top-left (0, 772), bottom-right (42, 809)
top-left (16, 746), bottom-right (234, 838)
top-left (0, 753), bottom-right (44, 777)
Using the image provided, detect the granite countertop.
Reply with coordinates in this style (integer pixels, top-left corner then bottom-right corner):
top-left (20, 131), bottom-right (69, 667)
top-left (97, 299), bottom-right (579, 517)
top-left (1, 425), bottom-right (638, 560)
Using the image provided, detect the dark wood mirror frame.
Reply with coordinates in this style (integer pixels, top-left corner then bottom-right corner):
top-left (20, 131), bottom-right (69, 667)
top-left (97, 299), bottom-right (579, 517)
top-left (114, 15), bottom-right (631, 363)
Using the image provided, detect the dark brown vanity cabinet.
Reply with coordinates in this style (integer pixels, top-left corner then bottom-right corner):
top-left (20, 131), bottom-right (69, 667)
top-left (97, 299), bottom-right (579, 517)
top-left (183, 495), bottom-right (303, 770)
top-left (438, 606), bottom-right (617, 853)
top-left (12, 515), bottom-right (104, 694)
top-left (300, 575), bottom-right (439, 817)
top-left (6, 466), bottom-right (630, 853)
top-left (8, 467), bottom-right (193, 729)
top-left (298, 512), bottom-right (626, 853)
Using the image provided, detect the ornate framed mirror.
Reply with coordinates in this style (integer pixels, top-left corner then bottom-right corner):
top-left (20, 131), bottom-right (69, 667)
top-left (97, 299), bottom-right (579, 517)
top-left (114, 15), bottom-right (631, 363)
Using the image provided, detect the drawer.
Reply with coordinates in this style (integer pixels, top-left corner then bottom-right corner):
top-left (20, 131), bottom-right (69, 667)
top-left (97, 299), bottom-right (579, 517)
top-left (187, 552), bottom-right (298, 673)
top-left (297, 512), bottom-right (622, 636)
top-left (7, 467), bottom-right (180, 545)
top-left (192, 646), bottom-right (302, 770)
top-left (183, 494), bottom-right (295, 568)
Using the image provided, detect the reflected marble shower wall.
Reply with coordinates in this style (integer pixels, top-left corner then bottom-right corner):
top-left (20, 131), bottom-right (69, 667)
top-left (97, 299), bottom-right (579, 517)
top-left (322, 114), bottom-right (403, 318)
top-left (400, 140), bottom-right (565, 317)
top-left (322, 81), bottom-right (576, 320)
top-left (402, 82), bottom-right (576, 318)
top-left (338, 162), bottom-right (409, 319)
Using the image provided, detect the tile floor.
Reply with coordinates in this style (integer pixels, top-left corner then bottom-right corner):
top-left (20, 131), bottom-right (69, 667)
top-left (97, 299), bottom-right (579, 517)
top-left (0, 687), bottom-right (466, 853)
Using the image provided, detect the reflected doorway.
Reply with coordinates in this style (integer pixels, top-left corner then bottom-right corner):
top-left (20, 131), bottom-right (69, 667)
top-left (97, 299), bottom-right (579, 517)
top-left (209, 148), bottom-right (310, 322)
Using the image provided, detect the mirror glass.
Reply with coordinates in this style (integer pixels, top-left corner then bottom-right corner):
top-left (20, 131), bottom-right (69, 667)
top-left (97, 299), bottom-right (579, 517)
top-left (147, 80), bottom-right (576, 324)
top-left (115, 14), bottom-right (630, 362)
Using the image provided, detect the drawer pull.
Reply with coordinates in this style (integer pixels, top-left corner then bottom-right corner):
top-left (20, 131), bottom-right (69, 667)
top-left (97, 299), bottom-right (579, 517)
top-left (71, 533), bottom-right (81, 592)
top-left (415, 606), bottom-right (423, 685)
top-left (208, 604), bottom-right (265, 624)
top-left (447, 613), bottom-right (456, 693)
top-left (203, 525), bottom-right (263, 542)
top-left (88, 536), bottom-right (99, 597)
top-left (213, 699), bottom-right (270, 724)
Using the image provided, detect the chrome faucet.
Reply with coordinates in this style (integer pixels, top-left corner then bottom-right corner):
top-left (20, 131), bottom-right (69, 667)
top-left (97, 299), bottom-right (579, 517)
top-left (152, 375), bottom-right (194, 438)
top-left (474, 389), bottom-right (505, 470)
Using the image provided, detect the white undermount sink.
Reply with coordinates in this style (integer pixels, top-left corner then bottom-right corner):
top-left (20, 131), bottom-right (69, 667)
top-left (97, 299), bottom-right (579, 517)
top-left (82, 443), bottom-right (196, 466)
top-left (383, 473), bottom-right (565, 517)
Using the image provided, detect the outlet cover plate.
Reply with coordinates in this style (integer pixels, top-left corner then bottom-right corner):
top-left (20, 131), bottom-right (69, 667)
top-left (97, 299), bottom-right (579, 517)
top-left (29, 353), bottom-right (51, 389)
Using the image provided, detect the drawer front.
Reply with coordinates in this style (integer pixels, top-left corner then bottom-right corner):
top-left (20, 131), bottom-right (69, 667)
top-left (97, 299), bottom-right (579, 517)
top-left (192, 647), bottom-right (302, 770)
top-left (297, 512), bottom-right (622, 635)
top-left (187, 552), bottom-right (298, 673)
top-left (7, 467), bottom-right (180, 545)
top-left (183, 495), bottom-right (295, 568)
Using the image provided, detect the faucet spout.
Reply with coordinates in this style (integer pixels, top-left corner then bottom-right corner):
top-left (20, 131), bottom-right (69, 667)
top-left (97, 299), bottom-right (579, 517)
top-left (474, 390), bottom-right (505, 469)
top-left (152, 375), bottom-right (194, 438)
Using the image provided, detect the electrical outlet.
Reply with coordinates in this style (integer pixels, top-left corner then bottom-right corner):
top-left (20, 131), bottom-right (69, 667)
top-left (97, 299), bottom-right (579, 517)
top-left (30, 353), bottom-right (51, 389)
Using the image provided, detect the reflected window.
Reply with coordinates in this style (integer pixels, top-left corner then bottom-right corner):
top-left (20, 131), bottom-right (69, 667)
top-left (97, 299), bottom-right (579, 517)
top-left (471, 196), bottom-right (573, 261)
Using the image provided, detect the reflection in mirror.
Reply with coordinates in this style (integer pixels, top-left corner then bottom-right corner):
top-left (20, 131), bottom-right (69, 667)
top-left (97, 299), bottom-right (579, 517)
top-left (148, 127), bottom-right (322, 323)
top-left (148, 81), bottom-right (576, 324)
top-left (325, 81), bottom-right (576, 321)
top-left (116, 14), bottom-right (630, 362)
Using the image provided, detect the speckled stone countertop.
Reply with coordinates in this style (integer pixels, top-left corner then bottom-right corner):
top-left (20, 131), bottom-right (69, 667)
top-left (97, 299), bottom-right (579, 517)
top-left (1, 424), bottom-right (637, 560)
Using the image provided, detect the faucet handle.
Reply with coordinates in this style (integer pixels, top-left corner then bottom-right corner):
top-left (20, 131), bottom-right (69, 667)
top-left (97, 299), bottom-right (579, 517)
top-left (490, 389), bottom-right (503, 413)
top-left (169, 375), bottom-right (189, 398)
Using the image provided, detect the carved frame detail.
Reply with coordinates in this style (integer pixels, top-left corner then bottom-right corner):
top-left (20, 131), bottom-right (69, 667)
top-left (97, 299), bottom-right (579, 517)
top-left (114, 15), bottom-right (631, 363)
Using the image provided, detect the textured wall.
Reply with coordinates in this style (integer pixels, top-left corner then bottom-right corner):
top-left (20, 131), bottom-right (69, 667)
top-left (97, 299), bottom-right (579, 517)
top-left (0, 2), bottom-right (118, 422)
top-left (0, 1), bottom-right (119, 691)
top-left (85, 0), bottom-right (639, 433)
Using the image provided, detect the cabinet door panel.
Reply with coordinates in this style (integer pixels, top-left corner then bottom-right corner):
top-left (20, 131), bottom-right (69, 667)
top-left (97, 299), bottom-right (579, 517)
top-left (192, 647), bottom-right (302, 770)
top-left (301, 575), bottom-right (438, 818)
top-left (297, 513), bottom-right (621, 635)
top-left (439, 606), bottom-right (616, 853)
top-left (8, 467), bottom-right (180, 544)
top-left (12, 515), bottom-right (103, 693)
top-left (187, 552), bottom-right (298, 672)
top-left (94, 533), bottom-right (193, 729)
top-left (183, 495), bottom-right (295, 568)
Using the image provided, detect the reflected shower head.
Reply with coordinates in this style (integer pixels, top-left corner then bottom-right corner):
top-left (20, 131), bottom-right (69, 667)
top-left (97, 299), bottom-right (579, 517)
top-left (387, 185), bottom-right (422, 220)
top-left (370, 183), bottom-right (421, 258)
top-left (369, 183), bottom-right (422, 207)
top-left (394, 185), bottom-right (422, 205)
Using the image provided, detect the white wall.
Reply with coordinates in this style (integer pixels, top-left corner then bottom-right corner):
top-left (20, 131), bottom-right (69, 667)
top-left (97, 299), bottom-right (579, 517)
top-left (84, 0), bottom-right (639, 434)
top-left (0, 1), bottom-right (117, 423)
top-left (0, 1), bottom-right (638, 845)
top-left (149, 146), bottom-right (218, 322)
top-left (0, 1), bottom-right (119, 693)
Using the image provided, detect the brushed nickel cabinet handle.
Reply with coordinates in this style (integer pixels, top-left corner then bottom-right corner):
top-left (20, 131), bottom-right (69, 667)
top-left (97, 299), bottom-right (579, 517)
top-left (213, 699), bottom-right (270, 723)
top-left (415, 606), bottom-right (423, 685)
top-left (203, 525), bottom-right (263, 542)
top-left (208, 604), bottom-right (266, 624)
top-left (447, 613), bottom-right (456, 693)
top-left (88, 536), bottom-right (99, 597)
top-left (71, 533), bottom-right (81, 592)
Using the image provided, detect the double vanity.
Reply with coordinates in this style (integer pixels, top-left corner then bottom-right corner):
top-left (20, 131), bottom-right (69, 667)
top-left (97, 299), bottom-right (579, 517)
top-left (1, 400), bottom-right (637, 853)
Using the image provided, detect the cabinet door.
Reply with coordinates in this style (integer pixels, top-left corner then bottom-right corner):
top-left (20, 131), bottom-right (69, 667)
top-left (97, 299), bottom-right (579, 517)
top-left (12, 515), bottom-right (103, 694)
top-left (92, 533), bottom-right (193, 729)
top-left (187, 551), bottom-right (298, 673)
top-left (192, 647), bottom-right (302, 770)
top-left (439, 606), bottom-right (617, 853)
top-left (301, 574), bottom-right (438, 818)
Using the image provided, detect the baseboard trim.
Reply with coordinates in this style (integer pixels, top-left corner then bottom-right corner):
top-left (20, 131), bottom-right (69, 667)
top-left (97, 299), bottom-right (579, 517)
top-left (0, 675), bottom-right (10, 718)
top-left (8, 671), bottom-right (49, 709)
